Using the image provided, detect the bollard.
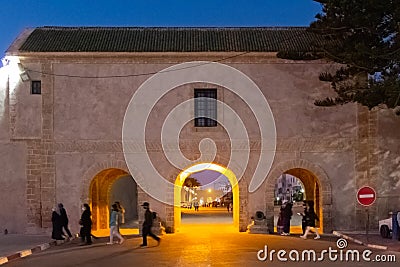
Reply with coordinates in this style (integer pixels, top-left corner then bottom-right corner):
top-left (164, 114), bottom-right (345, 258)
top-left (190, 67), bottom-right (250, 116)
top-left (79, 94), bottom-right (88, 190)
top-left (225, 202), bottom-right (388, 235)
top-left (392, 211), bottom-right (399, 240)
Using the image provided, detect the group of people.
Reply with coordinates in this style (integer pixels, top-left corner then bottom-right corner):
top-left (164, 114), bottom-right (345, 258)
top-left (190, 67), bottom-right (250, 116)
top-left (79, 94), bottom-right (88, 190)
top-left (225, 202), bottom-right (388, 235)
top-left (51, 201), bottom-right (160, 247)
top-left (277, 200), bottom-right (320, 240)
top-left (51, 203), bottom-right (73, 241)
top-left (51, 202), bottom-right (94, 245)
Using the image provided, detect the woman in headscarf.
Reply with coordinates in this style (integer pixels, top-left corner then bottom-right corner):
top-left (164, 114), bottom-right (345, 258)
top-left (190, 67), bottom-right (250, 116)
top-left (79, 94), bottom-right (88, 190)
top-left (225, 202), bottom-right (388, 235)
top-left (51, 206), bottom-right (64, 240)
top-left (79, 203), bottom-right (92, 245)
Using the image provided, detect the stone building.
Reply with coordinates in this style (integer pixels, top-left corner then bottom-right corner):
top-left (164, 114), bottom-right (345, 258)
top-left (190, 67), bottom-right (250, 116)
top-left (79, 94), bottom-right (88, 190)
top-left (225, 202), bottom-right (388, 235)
top-left (0, 27), bottom-right (399, 235)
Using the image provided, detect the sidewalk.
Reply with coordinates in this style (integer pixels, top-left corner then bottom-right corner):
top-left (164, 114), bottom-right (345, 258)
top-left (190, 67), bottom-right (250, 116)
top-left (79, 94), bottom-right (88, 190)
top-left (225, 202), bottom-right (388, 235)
top-left (0, 234), bottom-right (55, 265)
top-left (333, 231), bottom-right (400, 252)
top-left (0, 231), bottom-right (141, 265)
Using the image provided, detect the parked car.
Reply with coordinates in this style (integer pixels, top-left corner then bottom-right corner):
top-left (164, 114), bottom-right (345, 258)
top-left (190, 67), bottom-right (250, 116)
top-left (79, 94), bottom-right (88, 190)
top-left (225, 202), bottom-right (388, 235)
top-left (379, 212), bottom-right (400, 238)
top-left (379, 216), bottom-right (392, 238)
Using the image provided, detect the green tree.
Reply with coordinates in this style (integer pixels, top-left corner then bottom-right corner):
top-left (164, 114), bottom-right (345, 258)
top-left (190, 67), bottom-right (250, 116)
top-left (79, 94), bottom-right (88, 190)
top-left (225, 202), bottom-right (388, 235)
top-left (284, 0), bottom-right (400, 114)
top-left (183, 177), bottom-right (201, 203)
top-left (183, 177), bottom-right (201, 188)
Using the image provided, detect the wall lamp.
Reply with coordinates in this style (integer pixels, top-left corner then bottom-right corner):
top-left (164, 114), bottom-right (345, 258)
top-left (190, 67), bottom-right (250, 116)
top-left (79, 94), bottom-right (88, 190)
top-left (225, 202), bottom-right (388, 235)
top-left (17, 63), bottom-right (30, 82)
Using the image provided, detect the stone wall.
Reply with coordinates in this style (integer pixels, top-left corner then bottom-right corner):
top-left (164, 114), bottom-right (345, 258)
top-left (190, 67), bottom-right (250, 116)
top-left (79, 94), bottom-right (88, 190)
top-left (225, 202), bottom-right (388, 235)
top-left (0, 53), bottom-right (397, 233)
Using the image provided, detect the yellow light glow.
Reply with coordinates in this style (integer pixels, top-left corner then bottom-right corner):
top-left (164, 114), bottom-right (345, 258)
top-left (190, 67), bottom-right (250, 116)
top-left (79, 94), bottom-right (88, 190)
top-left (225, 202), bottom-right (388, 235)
top-left (174, 162), bottom-right (240, 232)
top-left (208, 189), bottom-right (212, 193)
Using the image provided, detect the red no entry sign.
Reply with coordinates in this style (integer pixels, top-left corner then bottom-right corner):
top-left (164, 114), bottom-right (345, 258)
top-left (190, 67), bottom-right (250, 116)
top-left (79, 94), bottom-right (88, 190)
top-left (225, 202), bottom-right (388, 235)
top-left (357, 186), bottom-right (376, 206)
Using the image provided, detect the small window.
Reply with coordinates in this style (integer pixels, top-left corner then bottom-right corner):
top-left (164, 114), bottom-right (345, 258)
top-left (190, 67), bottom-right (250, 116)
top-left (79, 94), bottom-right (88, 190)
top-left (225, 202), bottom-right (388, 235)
top-left (31, 81), bottom-right (41, 95)
top-left (194, 89), bottom-right (217, 127)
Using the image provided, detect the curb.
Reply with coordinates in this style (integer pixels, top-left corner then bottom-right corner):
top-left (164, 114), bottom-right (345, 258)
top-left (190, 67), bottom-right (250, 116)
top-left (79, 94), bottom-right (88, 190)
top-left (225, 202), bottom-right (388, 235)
top-left (0, 233), bottom-right (139, 265)
top-left (0, 238), bottom-right (69, 265)
top-left (332, 231), bottom-right (388, 250)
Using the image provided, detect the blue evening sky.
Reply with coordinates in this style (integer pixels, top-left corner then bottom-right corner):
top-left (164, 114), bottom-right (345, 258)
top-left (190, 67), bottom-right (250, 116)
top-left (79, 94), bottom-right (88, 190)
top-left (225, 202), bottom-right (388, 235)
top-left (1, 0), bottom-right (322, 58)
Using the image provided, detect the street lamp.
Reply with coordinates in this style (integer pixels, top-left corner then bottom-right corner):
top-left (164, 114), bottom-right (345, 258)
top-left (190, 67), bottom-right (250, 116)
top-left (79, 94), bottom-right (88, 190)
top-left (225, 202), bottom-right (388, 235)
top-left (17, 63), bottom-right (30, 82)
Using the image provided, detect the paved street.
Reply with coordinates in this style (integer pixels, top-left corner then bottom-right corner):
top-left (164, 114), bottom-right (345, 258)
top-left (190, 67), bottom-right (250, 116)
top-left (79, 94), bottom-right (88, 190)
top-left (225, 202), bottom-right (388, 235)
top-left (181, 206), bottom-right (233, 224)
top-left (4, 208), bottom-right (399, 267)
top-left (5, 227), bottom-right (399, 267)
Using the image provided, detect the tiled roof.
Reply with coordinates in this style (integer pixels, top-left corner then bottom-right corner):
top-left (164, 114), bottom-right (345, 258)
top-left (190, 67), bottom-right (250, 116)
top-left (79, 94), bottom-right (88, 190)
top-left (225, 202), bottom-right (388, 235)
top-left (18, 27), bottom-right (325, 53)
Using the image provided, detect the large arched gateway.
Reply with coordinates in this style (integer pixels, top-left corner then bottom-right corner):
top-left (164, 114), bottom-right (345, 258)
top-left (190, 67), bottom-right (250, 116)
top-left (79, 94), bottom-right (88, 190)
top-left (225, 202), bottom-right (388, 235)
top-left (173, 163), bottom-right (239, 232)
top-left (265, 159), bottom-right (332, 233)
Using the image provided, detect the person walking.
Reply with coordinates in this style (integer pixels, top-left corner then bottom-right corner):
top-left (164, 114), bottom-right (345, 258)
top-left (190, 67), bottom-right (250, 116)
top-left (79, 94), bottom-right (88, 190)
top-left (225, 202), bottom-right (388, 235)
top-left (79, 203), bottom-right (92, 245)
top-left (51, 206), bottom-right (64, 241)
top-left (140, 202), bottom-right (160, 247)
top-left (107, 204), bottom-right (125, 245)
top-left (194, 200), bottom-right (199, 211)
top-left (300, 201), bottom-right (321, 240)
top-left (299, 201), bottom-right (307, 235)
top-left (58, 203), bottom-right (73, 240)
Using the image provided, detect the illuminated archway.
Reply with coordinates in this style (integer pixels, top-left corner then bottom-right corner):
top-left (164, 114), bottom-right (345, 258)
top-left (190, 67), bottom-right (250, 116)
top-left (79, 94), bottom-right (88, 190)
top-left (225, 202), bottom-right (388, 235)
top-left (174, 163), bottom-right (239, 232)
top-left (88, 168), bottom-right (139, 236)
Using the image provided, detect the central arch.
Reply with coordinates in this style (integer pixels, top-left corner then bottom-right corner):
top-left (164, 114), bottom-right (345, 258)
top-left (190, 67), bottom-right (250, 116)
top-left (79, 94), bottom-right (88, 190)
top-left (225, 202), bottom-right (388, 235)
top-left (173, 163), bottom-right (239, 232)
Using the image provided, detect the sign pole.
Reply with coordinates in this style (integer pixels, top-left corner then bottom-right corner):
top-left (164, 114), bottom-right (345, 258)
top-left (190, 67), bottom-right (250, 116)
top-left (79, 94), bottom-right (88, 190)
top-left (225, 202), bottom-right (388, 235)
top-left (357, 186), bottom-right (376, 243)
top-left (366, 208), bottom-right (369, 242)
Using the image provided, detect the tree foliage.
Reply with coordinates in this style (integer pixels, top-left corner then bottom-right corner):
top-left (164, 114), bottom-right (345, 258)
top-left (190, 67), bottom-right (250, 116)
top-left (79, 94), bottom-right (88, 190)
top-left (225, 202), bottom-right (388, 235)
top-left (183, 177), bottom-right (201, 188)
top-left (297, 0), bottom-right (400, 114)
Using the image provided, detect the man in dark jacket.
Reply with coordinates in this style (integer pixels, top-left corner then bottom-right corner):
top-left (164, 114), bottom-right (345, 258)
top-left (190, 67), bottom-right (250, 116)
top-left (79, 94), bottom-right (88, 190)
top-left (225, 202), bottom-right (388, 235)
top-left (140, 202), bottom-right (160, 247)
top-left (58, 203), bottom-right (73, 239)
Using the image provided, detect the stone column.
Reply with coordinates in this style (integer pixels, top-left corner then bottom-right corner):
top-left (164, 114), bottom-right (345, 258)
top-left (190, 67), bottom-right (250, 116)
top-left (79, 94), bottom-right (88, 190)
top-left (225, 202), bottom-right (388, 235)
top-left (25, 140), bottom-right (43, 232)
top-left (239, 180), bottom-right (249, 232)
top-left (39, 62), bottom-right (56, 229)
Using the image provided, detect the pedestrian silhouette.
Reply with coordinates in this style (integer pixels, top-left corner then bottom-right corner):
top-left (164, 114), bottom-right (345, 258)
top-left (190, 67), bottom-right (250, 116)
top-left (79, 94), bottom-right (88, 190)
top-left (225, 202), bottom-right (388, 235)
top-left (79, 203), bottom-right (92, 245)
top-left (140, 202), bottom-right (160, 247)
top-left (58, 203), bottom-right (73, 239)
top-left (300, 201), bottom-right (321, 240)
top-left (51, 206), bottom-right (64, 240)
top-left (281, 200), bottom-right (292, 236)
top-left (277, 205), bottom-right (284, 235)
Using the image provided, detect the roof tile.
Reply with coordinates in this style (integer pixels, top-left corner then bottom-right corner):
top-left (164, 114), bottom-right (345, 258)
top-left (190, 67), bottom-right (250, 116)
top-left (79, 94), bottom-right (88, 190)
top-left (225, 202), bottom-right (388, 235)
top-left (18, 27), bottom-right (324, 53)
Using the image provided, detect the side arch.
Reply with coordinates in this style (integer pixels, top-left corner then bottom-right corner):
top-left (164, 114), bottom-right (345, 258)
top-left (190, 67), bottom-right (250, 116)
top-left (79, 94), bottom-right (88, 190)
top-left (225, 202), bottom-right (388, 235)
top-left (265, 159), bottom-right (332, 233)
top-left (80, 160), bottom-right (130, 203)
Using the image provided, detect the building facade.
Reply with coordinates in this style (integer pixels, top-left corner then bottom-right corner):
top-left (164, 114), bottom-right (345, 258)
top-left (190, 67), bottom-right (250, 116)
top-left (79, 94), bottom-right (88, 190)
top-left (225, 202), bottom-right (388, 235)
top-left (0, 27), bottom-right (399, 235)
top-left (274, 174), bottom-right (304, 204)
